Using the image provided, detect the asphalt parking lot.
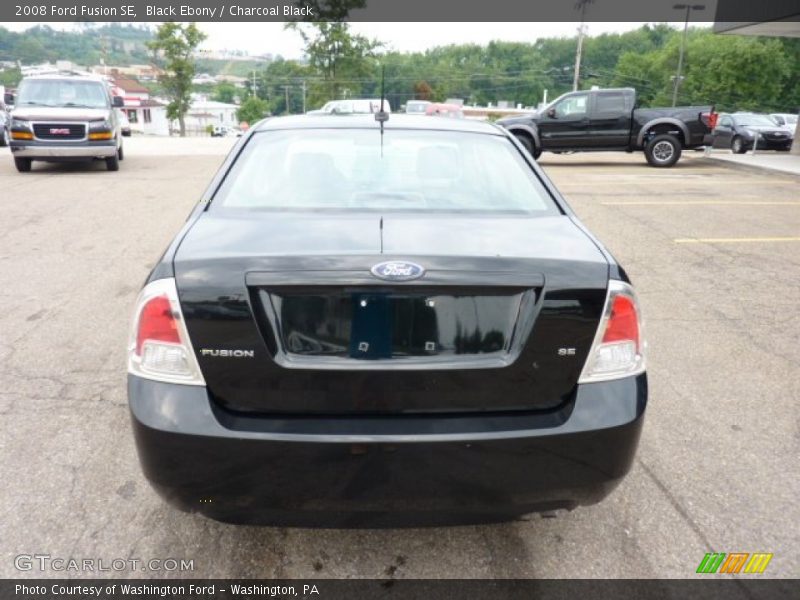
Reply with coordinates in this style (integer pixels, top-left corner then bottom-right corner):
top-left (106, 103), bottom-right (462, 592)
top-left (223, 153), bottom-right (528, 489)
top-left (0, 138), bottom-right (797, 579)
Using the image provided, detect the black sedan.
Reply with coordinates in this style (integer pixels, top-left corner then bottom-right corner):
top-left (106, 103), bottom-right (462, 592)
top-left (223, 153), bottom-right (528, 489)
top-left (127, 115), bottom-right (648, 527)
top-left (712, 113), bottom-right (794, 153)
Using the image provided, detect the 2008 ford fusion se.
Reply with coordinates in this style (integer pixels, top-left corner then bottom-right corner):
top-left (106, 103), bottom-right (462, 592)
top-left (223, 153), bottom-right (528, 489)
top-left (127, 113), bottom-right (647, 526)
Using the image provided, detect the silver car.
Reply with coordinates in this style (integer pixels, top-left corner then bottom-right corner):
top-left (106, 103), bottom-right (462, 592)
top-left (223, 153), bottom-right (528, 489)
top-left (8, 74), bottom-right (125, 173)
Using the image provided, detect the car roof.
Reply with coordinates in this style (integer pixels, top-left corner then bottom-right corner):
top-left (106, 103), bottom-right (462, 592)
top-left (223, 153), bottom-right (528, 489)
top-left (23, 74), bottom-right (107, 83)
top-left (253, 114), bottom-right (503, 135)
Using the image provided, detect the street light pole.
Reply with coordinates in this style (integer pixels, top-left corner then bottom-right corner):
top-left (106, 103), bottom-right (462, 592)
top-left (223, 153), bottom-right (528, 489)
top-left (672, 3), bottom-right (705, 107)
top-left (573, 0), bottom-right (593, 92)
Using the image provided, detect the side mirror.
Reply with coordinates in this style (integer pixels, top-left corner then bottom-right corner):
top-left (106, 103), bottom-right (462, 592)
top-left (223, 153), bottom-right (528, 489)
top-left (546, 107), bottom-right (557, 119)
top-left (112, 96), bottom-right (124, 108)
top-left (4, 92), bottom-right (14, 106)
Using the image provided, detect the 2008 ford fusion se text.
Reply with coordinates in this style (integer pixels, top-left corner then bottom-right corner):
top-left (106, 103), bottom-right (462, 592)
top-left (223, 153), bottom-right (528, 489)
top-left (127, 111), bottom-right (648, 527)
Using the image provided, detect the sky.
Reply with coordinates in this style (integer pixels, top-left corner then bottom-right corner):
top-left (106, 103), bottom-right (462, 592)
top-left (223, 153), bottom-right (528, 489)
top-left (0, 21), bottom-right (712, 59)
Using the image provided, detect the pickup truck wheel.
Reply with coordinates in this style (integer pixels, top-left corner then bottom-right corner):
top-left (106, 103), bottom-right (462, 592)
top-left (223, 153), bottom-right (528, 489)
top-left (645, 134), bottom-right (681, 167)
top-left (514, 133), bottom-right (541, 159)
top-left (106, 154), bottom-right (120, 171)
top-left (731, 136), bottom-right (747, 154)
top-left (14, 157), bottom-right (32, 172)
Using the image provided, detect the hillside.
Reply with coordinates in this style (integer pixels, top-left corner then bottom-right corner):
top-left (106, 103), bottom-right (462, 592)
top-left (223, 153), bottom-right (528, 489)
top-left (0, 24), bottom-right (270, 84)
top-left (0, 24), bottom-right (153, 66)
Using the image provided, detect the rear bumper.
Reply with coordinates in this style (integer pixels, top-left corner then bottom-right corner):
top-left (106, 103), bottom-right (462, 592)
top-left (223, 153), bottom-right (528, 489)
top-left (128, 373), bottom-right (647, 527)
top-left (10, 141), bottom-right (117, 159)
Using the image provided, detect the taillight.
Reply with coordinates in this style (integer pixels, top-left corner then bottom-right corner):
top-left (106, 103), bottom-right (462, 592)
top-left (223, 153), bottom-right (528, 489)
top-left (135, 295), bottom-right (179, 354)
top-left (701, 110), bottom-right (718, 130)
top-left (128, 278), bottom-right (205, 385)
top-left (579, 280), bottom-right (646, 383)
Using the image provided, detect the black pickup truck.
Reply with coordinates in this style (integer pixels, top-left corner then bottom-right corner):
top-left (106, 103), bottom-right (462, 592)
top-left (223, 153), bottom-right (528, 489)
top-left (498, 88), bottom-right (716, 167)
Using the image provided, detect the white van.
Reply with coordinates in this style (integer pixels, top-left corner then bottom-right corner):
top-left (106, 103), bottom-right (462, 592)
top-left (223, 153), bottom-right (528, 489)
top-left (310, 99), bottom-right (392, 115)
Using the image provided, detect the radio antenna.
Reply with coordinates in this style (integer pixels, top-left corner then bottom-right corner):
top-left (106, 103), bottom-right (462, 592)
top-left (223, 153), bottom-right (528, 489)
top-left (375, 65), bottom-right (389, 156)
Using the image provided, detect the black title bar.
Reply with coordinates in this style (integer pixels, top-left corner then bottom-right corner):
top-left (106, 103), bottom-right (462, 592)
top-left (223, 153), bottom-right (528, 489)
top-left (2, 0), bottom-right (800, 23)
top-left (2, 579), bottom-right (799, 600)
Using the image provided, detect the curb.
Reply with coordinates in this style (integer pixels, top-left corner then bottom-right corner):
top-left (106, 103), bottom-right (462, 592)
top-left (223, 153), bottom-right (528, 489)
top-left (694, 155), bottom-right (800, 180)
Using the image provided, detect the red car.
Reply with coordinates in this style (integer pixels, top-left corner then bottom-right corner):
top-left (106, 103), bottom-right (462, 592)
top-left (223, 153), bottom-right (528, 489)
top-left (425, 103), bottom-right (464, 118)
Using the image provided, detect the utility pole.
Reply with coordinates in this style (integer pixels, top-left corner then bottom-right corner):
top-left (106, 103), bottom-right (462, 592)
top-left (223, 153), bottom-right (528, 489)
top-left (101, 36), bottom-right (108, 77)
top-left (573, 0), bottom-right (593, 91)
top-left (283, 85), bottom-right (291, 114)
top-left (672, 4), bottom-right (705, 107)
top-left (301, 80), bottom-right (307, 114)
top-left (251, 70), bottom-right (258, 99)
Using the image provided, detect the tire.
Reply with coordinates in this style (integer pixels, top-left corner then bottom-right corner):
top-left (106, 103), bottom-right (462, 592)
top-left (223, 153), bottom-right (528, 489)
top-left (644, 134), bottom-right (682, 168)
top-left (118, 144), bottom-right (124, 161)
top-left (14, 157), bottom-right (32, 172)
top-left (731, 136), bottom-right (747, 154)
top-left (106, 154), bottom-right (120, 171)
top-left (0, 127), bottom-right (9, 147)
top-left (514, 132), bottom-right (542, 159)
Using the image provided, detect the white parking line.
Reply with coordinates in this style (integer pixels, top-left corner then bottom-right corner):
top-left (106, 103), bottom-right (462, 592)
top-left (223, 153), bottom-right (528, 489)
top-left (675, 237), bottom-right (800, 244)
top-left (603, 201), bottom-right (800, 206)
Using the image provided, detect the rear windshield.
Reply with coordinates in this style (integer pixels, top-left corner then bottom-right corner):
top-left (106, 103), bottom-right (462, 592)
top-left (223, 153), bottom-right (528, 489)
top-left (212, 128), bottom-right (558, 215)
top-left (17, 79), bottom-right (109, 109)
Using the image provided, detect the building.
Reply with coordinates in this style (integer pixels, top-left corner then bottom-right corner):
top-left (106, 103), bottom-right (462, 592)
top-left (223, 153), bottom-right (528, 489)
top-left (191, 73), bottom-right (218, 86)
top-left (181, 98), bottom-right (240, 134)
top-left (90, 64), bottom-right (163, 81)
top-left (216, 75), bottom-right (249, 88)
top-left (110, 78), bottom-right (169, 136)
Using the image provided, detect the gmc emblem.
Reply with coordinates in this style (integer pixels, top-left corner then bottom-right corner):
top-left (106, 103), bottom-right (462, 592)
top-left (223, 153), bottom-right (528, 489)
top-left (49, 128), bottom-right (70, 135)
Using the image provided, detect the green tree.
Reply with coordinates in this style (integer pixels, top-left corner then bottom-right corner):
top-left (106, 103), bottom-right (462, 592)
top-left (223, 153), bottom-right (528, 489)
top-left (0, 66), bottom-right (21, 89)
top-left (261, 57), bottom-right (313, 114)
top-left (147, 23), bottom-right (207, 137)
top-left (287, 22), bottom-right (382, 105)
top-left (213, 82), bottom-right (238, 104)
top-left (679, 35), bottom-right (792, 111)
top-left (612, 29), bottom-right (794, 111)
top-left (237, 96), bottom-right (270, 125)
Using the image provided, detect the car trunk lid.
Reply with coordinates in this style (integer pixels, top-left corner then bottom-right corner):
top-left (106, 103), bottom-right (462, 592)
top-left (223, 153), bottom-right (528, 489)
top-left (174, 213), bottom-right (609, 415)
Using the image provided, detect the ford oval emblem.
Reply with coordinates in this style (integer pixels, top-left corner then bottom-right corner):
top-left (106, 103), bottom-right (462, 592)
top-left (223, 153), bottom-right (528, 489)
top-left (370, 261), bottom-right (425, 281)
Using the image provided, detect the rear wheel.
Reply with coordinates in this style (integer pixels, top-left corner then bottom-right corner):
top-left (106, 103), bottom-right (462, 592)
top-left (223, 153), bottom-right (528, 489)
top-left (731, 136), bottom-right (747, 154)
top-left (106, 154), bottom-right (120, 171)
top-left (644, 134), bottom-right (681, 167)
top-left (14, 157), bottom-right (32, 173)
top-left (0, 127), bottom-right (9, 147)
top-left (118, 144), bottom-right (124, 161)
